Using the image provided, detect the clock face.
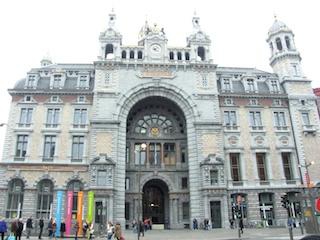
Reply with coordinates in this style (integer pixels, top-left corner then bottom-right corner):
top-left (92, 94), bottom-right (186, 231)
top-left (150, 44), bottom-right (162, 54)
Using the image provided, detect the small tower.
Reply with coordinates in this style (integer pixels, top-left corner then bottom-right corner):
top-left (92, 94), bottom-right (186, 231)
top-left (40, 53), bottom-right (52, 67)
top-left (98, 9), bottom-right (122, 60)
top-left (266, 17), bottom-right (303, 80)
top-left (186, 12), bottom-right (211, 63)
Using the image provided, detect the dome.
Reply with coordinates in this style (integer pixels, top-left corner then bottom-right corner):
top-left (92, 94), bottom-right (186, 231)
top-left (268, 19), bottom-right (291, 35)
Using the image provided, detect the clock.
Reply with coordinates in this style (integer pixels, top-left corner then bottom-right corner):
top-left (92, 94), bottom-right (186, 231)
top-left (150, 44), bottom-right (162, 54)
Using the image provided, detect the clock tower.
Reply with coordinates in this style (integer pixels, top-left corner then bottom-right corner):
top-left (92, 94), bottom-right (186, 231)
top-left (138, 21), bottom-right (168, 63)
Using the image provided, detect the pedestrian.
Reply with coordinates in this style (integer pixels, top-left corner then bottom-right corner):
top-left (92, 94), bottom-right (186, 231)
top-left (11, 219), bottom-right (19, 240)
top-left (60, 220), bottom-right (66, 238)
top-left (82, 220), bottom-right (88, 238)
top-left (131, 219), bottom-right (136, 233)
top-left (26, 216), bottom-right (33, 239)
top-left (208, 218), bottom-right (212, 230)
top-left (139, 220), bottom-right (144, 237)
top-left (114, 223), bottom-right (124, 240)
top-left (239, 219), bottom-right (244, 234)
top-left (48, 218), bottom-right (54, 239)
top-left (192, 218), bottom-right (198, 230)
top-left (16, 218), bottom-right (24, 240)
top-left (0, 217), bottom-right (8, 240)
top-left (106, 221), bottom-right (114, 240)
top-left (74, 221), bottom-right (79, 240)
top-left (38, 218), bottom-right (44, 239)
top-left (52, 219), bottom-right (57, 240)
top-left (88, 222), bottom-right (94, 239)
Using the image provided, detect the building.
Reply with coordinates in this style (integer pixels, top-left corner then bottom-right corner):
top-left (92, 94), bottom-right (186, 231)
top-left (1, 10), bottom-right (320, 232)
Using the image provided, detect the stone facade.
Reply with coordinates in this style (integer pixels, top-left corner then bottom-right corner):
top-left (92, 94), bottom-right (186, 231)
top-left (0, 11), bottom-right (320, 231)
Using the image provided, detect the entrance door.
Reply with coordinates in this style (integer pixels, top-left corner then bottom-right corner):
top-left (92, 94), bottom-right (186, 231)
top-left (142, 179), bottom-right (169, 224)
top-left (95, 201), bottom-right (103, 224)
top-left (210, 201), bottom-right (222, 228)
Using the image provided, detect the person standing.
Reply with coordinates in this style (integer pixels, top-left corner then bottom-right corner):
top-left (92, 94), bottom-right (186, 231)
top-left (114, 223), bottom-right (123, 240)
top-left (26, 216), bottom-right (33, 239)
top-left (11, 219), bottom-right (18, 240)
top-left (60, 220), bottom-right (66, 238)
top-left (38, 218), bottom-right (44, 239)
top-left (74, 221), bottom-right (79, 240)
top-left (0, 217), bottom-right (8, 240)
top-left (106, 221), bottom-right (114, 240)
top-left (16, 218), bottom-right (24, 240)
top-left (48, 218), bottom-right (54, 239)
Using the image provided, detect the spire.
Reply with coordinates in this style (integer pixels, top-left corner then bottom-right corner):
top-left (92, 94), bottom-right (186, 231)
top-left (192, 11), bottom-right (201, 33)
top-left (108, 8), bottom-right (116, 30)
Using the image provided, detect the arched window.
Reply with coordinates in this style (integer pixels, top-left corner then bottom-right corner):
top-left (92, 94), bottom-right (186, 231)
top-left (177, 52), bottom-right (182, 60)
top-left (185, 52), bottom-right (190, 61)
top-left (169, 52), bottom-right (174, 60)
top-left (285, 36), bottom-right (291, 50)
top-left (105, 44), bottom-right (114, 58)
top-left (138, 51), bottom-right (143, 59)
top-left (276, 38), bottom-right (282, 51)
top-left (130, 50), bottom-right (135, 59)
top-left (36, 179), bottom-right (54, 218)
top-left (197, 46), bottom-right (205, 61)
top-left (67, 180), bottom-right (84, 219)
top-left (134, 113), bottom-right (174, 135)
top-left (6, 179), bottom-right (24, 218)
top-left (121, 50), bottom-right (127, 59)
top-left (269, 42), bottom-right (274, 53)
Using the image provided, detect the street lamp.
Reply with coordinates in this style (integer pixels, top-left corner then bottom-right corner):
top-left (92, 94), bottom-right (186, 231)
top-left (137, 143), bottom-right (146, 240)
top-left (298, 161), bottom-right (319, 233)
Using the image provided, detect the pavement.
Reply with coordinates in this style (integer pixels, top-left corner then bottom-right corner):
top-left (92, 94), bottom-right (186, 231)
top-left (12, 228), bottom-right (312, 240)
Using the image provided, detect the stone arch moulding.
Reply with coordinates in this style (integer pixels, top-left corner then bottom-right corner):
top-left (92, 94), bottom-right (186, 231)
top-left (140, 173), bottom-right (175, 193)
top-left (63, 175), bottom-right (88, 190)
top-left (116, 81), bottom-right (200, 121)
top-left (6, 175), bottom-right (27, 188)
top-left (33, 174), bottom-right (57, 189)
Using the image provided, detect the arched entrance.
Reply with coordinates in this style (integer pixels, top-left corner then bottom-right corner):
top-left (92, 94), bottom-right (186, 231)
top-left (142, 179), bottom-right (169, 224)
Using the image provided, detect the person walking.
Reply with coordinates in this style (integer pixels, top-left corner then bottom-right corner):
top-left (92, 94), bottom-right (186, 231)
top-left (48, 218), bottom-right (54, 239)
top-left (106, 221), bottom-right (114, 240)
top-left (114, 223), bottom-right (123, 240)
top-left (0, 217), bottom-right (8, 240)
top-left (74, 221), bottom-right (79, 240)
top-left (82, 221), bottom-right (88, 238)
top-left (11, 219), bottom-right (19, 240)
top-left (38, 218), bottom-right (44, 239)
top-left (26, 216), bottom-right (33, 239)
top-left (88, 222), bottom-right (94, 240)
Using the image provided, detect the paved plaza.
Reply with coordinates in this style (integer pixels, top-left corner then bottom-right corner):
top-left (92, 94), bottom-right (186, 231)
top-left (110, 228), bottom-right (306, 240)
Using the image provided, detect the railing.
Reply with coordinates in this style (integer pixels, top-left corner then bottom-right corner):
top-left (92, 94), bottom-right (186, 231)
top-left (251, 126), bottom-right (264, 131)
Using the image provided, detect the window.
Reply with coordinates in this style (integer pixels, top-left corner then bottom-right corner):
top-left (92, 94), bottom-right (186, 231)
top-left (24, 95), bottom-right (32, 102)
top-left (149, 143), bottom-right (161, 166)
top-left (71, 136), bottom-right (84, 162)
top-left (15, 135), bottom-right (28, 160)
top-left (274, 112), bottom-right (286, 129)
top-left (36, 180), bottom-right (54, 218)
top-left (285, 36), bottom-right (291, 50)
top-left (97, 170), bottom-right (107, 185)
top-left (78, 96), bottom-right (85, 103)
top-left (134, 143), bottom-right (146, 165)
top-left (130, 50), bottom-right (134, 59)
top-left (134, 114), bottom-right (173, 135)
top-left (122, 50), bottom-right (127, 59)
top-left (210, 169), bottom-right (219, 185)
top-left (105, 72), bottom-right (111, 85)
top-left (53, 75), bottom-right (62, 88)
top-left (73, 109), bottom-right (87, 128)
top-left (26, 75), bottom-right (36, 88)
top-left (79, 75), bottom-right (88, 88)
top-left (256, 153), bottom-right (267, 181)
top-left (181, 177), bottom-right (188, 189)
top-left (202, 74), bottom-right (208, 87)
top-left (125, 177), bottom-right (130, 190)
top-left (292, 64), bottom-right (300, 76)
top-left (269, 42), bottom-right (274, 53)
top-left (247, 79), bottom-right (255, 92)
top-left (126, 146), bottom-right (130, 164)
top-left (169, 52), bottom-right (174, 60)
top-left (67, 181), bottom-right (84, 219)
top-left (224, 98), bottom-right (234, 105)
top-left (230, 153), bottom-right (241, 182)
top-left (282, 153), bottom-right (293, 181)
top-left (181, 146), bottom-right (187, 163)
top-left (249, 99), bottom-right (259, 105)
top-left (164, 143), bottom-right (176, 165)
top-left (301, 112), bottom-right (310, 125)
top-left (182, 202), bottom-right (190, 220)
top-left (177, 52), bottom-right (182, 60)
top-left (224, 111), bottom-right (237, 126)
top-left (270, 80), bottom-right (279, 93)
top-left (249, 111), bottom-right (262, 130)
top-left (273, 99), bottom-right (281, 106)
top-left (276, 37), bottom-right (282, 51)
top-left (197, 46), bottom-right (205, 61)
top-left (6, 179), bottom-right (24, 218)
top-left (125, 202), bottom-right (130, 220)
top-left (138, 51), bottom-right (143, 59)
top-left (50, 96), bottom-right (59, 102)
top-left (43, 136), bottom-right (56, 161)
top-left (46, 108), bottom-right (60, 128)
top-left (223, 79), bottom-right (231, 92)
top-left (105, 44), bottom-right (114, 58)
top-left (19, 108), bottom-right (33, 127)
top-left (185, 52), bottom-right (190, 61)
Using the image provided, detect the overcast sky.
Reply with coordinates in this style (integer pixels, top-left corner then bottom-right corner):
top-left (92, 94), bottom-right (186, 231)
top-left (0, 0), bottom-right (319, 159)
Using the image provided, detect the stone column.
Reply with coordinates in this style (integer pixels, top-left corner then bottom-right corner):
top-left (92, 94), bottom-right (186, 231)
top-left (204, 194), bottom-right (209, 219)
top-left (169, 197), bottom-right (174, 228)
top-left (176, 198), bottom-right (180, 224)
top-left (108, 194), bottom-right (114, 221)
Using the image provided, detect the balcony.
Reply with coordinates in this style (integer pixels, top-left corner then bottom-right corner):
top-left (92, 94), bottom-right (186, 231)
top-left (224, 124), bottom-right (239, 131)
top-left (302, 125), bottom-right (317, 136)
top-left (275, 126), bottom-right (289, 131)
top-left (251, 126), bottom-right (264, 131)
top-left (17, 123), bottom-right (32, 128)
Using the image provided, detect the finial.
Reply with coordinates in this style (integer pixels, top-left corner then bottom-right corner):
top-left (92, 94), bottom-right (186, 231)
top-left (273, 13), bottom-right (277, 21)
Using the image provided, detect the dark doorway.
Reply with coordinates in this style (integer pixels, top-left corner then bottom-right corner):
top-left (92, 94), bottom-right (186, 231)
top-left (210, 201), bottom-right (222, 228)
top-left (142, 179), bottom-right (168, 224)
top-left (95, 201), bottom-right (103, 224)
